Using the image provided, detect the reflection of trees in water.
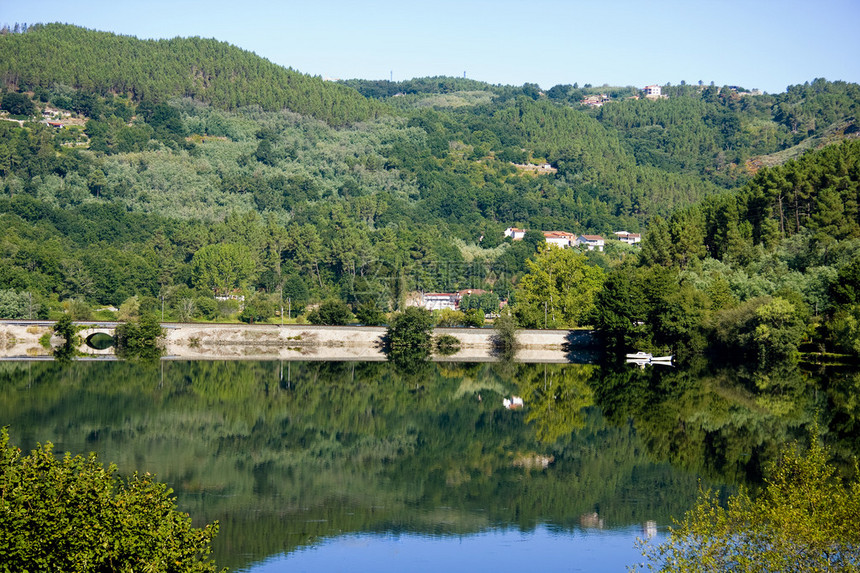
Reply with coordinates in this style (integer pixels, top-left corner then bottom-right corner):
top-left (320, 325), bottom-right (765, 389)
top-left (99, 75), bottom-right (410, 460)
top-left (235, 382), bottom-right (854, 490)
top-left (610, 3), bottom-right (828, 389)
top-left (590, 358), bottom-right (860, 486)
top-left (519, 363), bottom-right (595, 443)
top-left (2, 359), bottom-right (856, 570)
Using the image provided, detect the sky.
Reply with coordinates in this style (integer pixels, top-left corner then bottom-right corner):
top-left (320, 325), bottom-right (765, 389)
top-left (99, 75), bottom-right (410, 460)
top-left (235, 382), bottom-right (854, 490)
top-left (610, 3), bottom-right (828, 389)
top-left (3, 0), bottom-right (859, 94)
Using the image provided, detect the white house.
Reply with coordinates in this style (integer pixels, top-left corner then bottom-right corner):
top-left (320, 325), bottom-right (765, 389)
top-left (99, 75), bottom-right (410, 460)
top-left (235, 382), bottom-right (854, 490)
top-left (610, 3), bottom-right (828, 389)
top-left (644, 85), bottom-right (663, 99)
top-left (575, 234), bottom-right (605, 251)
top-left (419, 292), bottom-right (458, 311)
top-left (543, 231), bottom-right (575, 248)
top-left (504, 227), bottom-right (527, 240)
top-left (614, 231), bottom-right (642, 245)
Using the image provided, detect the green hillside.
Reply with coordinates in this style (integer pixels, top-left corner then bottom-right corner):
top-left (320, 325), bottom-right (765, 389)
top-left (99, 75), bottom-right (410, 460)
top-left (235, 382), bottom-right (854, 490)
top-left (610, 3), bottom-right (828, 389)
top-left (0, 24), bottom-right (859, 360)
top-left (0, 23), bottom-right (383, 125)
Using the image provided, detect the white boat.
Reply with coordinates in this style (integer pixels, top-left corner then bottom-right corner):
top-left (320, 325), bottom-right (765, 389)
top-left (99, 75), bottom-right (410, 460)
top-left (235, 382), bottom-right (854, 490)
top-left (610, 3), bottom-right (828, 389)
top-left (625, 352), bottom-right (673, 365)
top-left (626, 351), bottom-right (652, 360)
top-left (503, 396), bottom-right (524, 410)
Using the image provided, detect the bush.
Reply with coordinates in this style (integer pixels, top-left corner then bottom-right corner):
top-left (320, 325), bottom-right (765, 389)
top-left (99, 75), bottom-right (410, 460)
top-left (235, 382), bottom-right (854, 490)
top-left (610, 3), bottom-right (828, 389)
top-left (0, 428), bottom-right (222, 572)
top-left (195, 297), bottom-right (217, 320)
top-left (386, 307), bottom-right (435, 351)
top-left (354, 302), bottom-right (386, 326)
top-left (307, 299), bottom-right (353, 325)
top-left (238, 295), bottom-right (274, 324)
top-left (52, 314), bottom-right (77, 345)
top-left (436, 309), bottom-right (465, 327)
top-left (215, 298), bottom-right (240, 320)
top-left (638, 432), bottom-right (860, 571)
top-left (114, 314), bottom-right (164, 359)
top-left (64, 298), bottom-right (92, 321)
top-left (493, 312), bottom-right (520, 357)
top-left (463, 308), bottom-right (485, 328)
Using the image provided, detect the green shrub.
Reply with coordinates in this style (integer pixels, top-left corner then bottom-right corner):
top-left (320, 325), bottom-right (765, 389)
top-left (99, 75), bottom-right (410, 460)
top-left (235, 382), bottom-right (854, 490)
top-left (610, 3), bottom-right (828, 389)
top-left (195, 297), bottom-right (217, 320)
top-left (354, 302), bottom-right (386, 326)
top-left (386, 307), bottom-right (434, 351)
top-left (638, 432), bottom-right (860, 571)
top-left (238, 295), bottom-right (274, 324)
top-left (307, 299), bottom-right (353, 325)
top-left (114, 315), bottom-right (164, 359)
top-left (0, 428), bottom-right (222, 572)
top-left (493, 312), bottom-right (520, 358)
top-left (463, 308), bottom-right (485, 328)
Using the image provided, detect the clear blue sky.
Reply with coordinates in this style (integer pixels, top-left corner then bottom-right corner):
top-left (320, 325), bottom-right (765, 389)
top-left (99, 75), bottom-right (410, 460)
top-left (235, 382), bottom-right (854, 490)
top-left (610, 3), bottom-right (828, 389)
top-left (4, 0), bottom-right (859, 94)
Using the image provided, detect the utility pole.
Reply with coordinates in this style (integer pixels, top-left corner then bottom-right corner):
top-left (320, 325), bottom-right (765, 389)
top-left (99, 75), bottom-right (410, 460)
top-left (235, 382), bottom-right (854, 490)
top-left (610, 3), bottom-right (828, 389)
top-left (288, 298), bottom-right (291, 320)
top-left (544, 301), bottom-right (547, 329)
top-left (161, 293), bottom-right (164, 321)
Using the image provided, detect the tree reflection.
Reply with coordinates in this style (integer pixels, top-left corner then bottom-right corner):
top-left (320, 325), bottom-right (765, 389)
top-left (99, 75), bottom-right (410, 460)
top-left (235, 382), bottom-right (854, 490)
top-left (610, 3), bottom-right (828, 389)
top-left (1, 358), bottom-right (857, 571)
top-left (519, 364), bottom-right (595, 443)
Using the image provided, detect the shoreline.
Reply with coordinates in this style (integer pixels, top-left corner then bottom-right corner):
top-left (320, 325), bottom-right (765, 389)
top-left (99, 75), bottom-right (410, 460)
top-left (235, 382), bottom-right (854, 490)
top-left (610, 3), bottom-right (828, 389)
top-left (0, 320), bottom-right (598, 363)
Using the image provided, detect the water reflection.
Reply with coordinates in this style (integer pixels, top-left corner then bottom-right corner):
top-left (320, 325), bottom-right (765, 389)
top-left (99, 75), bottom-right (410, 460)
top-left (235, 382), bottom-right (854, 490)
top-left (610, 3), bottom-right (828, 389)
top-left (0, 359), bottom-right (856, 572)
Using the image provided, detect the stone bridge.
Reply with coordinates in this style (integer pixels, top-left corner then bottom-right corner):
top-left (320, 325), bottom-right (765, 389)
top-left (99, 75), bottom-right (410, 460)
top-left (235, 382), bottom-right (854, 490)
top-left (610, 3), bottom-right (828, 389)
top-left (78, 324), bottom-right (118, 355)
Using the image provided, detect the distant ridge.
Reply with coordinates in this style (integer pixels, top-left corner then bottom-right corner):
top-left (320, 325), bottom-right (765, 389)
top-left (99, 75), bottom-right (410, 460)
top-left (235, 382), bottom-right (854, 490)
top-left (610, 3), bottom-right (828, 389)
top-left (0, 23), bottom-right (384, 125)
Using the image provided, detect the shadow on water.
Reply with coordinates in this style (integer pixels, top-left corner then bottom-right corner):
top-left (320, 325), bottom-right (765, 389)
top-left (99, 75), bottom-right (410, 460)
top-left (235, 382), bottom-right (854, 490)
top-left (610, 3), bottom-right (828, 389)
top-left (562, 330), bottom-right (602, 363)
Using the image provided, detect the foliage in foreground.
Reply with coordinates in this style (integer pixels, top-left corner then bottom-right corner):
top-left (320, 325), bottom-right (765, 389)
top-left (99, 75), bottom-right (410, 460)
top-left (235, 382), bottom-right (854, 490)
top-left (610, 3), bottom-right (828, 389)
top-left (0, 428), bottom-right (222, 572)
top-left (636, 433), bottom-right (860, 572)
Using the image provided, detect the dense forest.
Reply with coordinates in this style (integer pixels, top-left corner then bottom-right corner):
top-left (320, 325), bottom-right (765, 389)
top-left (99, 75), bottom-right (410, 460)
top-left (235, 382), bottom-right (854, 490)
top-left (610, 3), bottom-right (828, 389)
top-left (0, 24), bottom-right (859, 360)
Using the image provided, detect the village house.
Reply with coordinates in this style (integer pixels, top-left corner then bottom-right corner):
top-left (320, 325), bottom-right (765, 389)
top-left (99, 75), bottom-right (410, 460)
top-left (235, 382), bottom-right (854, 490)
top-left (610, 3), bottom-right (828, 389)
top-left (512, 162), bottom-right (558, 175)
top-left (614, 231), bottom-right (642, 245)
top-left (412, 289), bottom-right (495, 312)
top-left (504, 227), bottom-right (527, 240)
top-left (643, 85), bottom-right (665, 100)
top-left (581, 94), bottom-right (610, 107)
top-left (575, 235), bottom-right (605, 251)
top-left (543, 231), bottom-right (576, 248)
top-left (418, 292), bottom-right (459, 311)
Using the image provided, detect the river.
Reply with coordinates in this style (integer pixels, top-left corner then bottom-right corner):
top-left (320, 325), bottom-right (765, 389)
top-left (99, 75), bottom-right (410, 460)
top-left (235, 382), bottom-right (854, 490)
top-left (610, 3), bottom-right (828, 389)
top-left (1, 358), bottom-right (857, 572)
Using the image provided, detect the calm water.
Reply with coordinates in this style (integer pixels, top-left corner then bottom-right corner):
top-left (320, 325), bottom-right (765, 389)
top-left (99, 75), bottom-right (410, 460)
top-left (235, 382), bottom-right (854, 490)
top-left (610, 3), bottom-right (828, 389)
top-left (1, 359), bottom-right (856, 572)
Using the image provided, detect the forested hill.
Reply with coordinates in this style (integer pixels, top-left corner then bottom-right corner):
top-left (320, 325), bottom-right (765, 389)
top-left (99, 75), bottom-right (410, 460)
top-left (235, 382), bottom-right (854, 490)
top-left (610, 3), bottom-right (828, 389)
top-left (0, 23), bottom-right (383, 125)
top-left (1, 21), bottom-right (860, 335)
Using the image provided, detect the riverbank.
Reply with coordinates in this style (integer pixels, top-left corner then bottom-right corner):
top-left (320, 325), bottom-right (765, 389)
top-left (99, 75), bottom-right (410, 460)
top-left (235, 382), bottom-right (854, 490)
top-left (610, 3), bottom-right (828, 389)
top-left (0, 321), bottom-right (597, 363)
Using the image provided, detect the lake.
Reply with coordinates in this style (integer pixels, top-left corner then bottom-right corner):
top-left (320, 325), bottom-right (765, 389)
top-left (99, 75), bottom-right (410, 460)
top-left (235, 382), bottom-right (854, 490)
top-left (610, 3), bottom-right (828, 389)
top-left (1, 358), bottom-right (857, 572)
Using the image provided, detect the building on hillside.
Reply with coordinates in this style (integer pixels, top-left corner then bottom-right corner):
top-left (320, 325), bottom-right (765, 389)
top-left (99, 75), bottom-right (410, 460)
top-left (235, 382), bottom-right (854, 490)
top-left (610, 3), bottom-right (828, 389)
top-left (614, 231), bottom-right (642, 245)
top-left (410, 289), bottom-right (497, 312)
top-left (504, 227), bottom-right (527, 240)
top-left (543, 231), bottom-right (576, 248)
top-left (581, 94), bottom-right (610, 107)
top-left (419, 292), bottom-right (459, 311)
top-left (643, 85), bottom-right (664, 99)
top-left (215, 289), bottom-right (245, 302)
top-left (575, 234), bottom-right (605, 251)
top-left (511, 163), bottom-right (558, 174)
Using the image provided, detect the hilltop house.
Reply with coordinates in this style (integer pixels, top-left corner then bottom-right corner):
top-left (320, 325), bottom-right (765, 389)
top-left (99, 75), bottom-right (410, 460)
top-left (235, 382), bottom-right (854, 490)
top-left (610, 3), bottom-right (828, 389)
top-left (643, 85), bottom-right (665, 99)
top-left (575, 235), bottom-right (605, 251)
